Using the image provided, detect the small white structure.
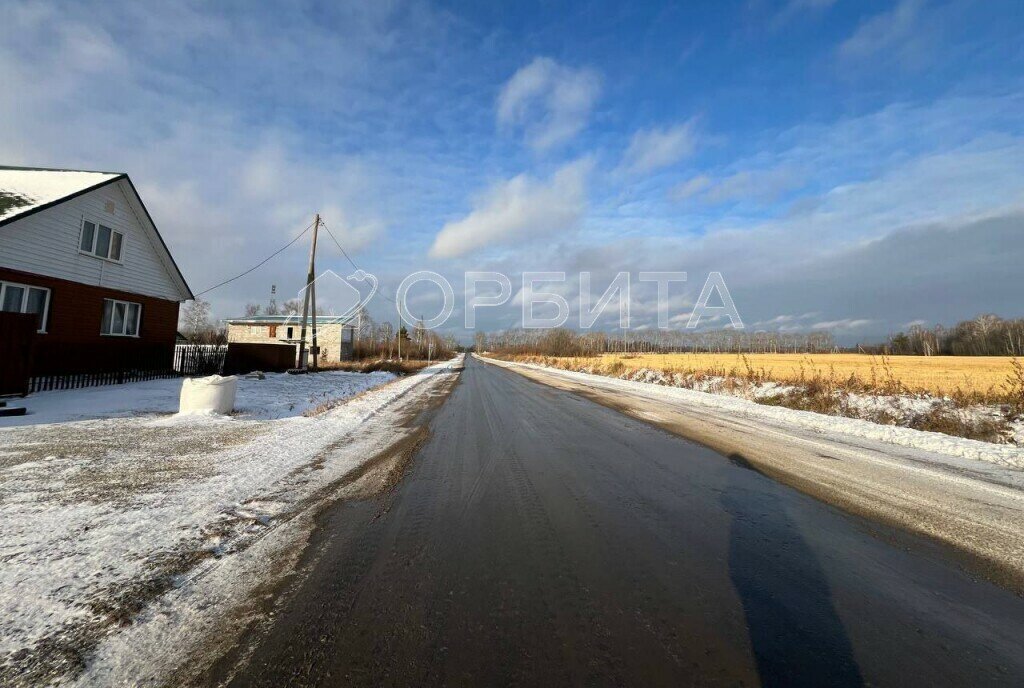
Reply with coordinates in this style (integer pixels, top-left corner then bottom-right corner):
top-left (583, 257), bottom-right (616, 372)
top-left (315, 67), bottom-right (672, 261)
top-left (178, 375), bottom-right (238, 415)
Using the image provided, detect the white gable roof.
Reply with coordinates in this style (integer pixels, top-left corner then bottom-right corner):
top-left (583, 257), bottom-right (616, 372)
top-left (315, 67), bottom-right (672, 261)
top-left (0, 168), bottom-right (121, 223)
top-left (0, 166), bottom-right (194, 301)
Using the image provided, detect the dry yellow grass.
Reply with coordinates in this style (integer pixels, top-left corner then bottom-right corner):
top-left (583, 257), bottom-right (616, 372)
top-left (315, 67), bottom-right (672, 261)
top-left (522, 353), bottom-right (1020, 399)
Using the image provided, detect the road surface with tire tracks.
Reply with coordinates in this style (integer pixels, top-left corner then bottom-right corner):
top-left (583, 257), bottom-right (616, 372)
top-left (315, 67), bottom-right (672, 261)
top-left (206, 354), bottom-right (1024, 687)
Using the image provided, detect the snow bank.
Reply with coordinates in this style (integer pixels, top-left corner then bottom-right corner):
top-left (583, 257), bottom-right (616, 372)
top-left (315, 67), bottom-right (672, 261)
top-left (500, 359), bottom-right (1024, 469)
top-left (0, 369), bottom-right (397, 427)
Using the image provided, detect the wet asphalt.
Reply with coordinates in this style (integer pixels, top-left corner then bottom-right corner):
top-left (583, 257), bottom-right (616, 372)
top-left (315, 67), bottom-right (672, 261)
top-left (212, 355), bottom-right (1024, 687)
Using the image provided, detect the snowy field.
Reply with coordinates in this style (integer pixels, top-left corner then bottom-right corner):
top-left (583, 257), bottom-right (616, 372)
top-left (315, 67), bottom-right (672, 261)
top-left (494, 358), bottom-right (1024, 469)
top-left (0, 363), bottom-right (458, 685)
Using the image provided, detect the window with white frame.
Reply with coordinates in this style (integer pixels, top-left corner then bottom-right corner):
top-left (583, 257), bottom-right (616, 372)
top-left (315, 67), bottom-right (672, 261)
top-left (0, 280), bottom-right (50, 333)
top-left (80, 218), bottom-right (124, 261)
top-left (101, 298), bottom-right (141, 336)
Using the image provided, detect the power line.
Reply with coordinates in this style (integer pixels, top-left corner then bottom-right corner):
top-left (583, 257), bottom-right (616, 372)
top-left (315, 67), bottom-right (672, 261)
top-left (192, 220), bottom-right (316, 298)
top-left (319, 220), bottom-right (359, 272)
top-left (319, 220), bottom-right (396, 303)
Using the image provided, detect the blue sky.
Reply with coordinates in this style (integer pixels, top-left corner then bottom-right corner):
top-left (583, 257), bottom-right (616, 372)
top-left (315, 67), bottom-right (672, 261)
top-left (2, 0), bottom-right (1022, 341)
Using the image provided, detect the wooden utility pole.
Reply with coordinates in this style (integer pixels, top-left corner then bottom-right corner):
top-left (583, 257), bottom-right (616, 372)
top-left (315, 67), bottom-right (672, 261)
top-left (297, 213), bottom-right (320, 370)
top-left (311, 276), bottom-right (319, 371)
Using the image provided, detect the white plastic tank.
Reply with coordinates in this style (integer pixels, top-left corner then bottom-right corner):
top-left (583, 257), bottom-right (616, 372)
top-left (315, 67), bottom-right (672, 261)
top-left (178, 375), bottom-right (238, 415)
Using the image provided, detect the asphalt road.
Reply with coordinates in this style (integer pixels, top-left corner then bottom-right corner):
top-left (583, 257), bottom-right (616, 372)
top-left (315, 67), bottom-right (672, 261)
top-left (212, 355), bottom-right (1024, 687)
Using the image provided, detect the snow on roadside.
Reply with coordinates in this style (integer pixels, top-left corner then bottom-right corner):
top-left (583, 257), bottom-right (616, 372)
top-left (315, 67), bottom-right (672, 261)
top-left (0, 370), bottom-right (397, 427)
top-left (617, 366), bottom-right (1024, 446)
top-left (496, 358), bottom-right (1024, 469)
top-left (0, 360), bottom-right (458, 685)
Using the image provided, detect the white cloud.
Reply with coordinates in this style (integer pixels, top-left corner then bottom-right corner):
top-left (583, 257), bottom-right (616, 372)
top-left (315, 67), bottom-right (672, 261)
top-left (0, 0), bottom-right (444, 319)
top-left (497, 57), bottom-right (601, 152)
top-left (839, 0), bottom-right (930, 65)
top-left (811, 319), bottom-right (875, 331)
top-left (429, 159), bottom-right (592, 258)
top-left (465, 94), bottom-right (1024, 337)
top-left (670, 175), bottom-right (713, 201)
top-left (750, 313), bottom-right (819, 328)
top-left (621, 121), bottom-right (698, 175)
top-left (672, 166), bottom-right (804, 205)
top-left (318, 209), bottom-right (385, 255)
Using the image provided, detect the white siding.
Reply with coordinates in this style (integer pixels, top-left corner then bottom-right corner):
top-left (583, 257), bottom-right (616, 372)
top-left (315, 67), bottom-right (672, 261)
top-left (0, 180), bottom-right (185, 301)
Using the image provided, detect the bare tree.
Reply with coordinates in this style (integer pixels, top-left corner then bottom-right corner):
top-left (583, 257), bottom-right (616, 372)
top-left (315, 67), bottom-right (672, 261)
top-left (886, 314), bottom-right (1024, 356)
top-left (243, 302), bottom-right (262, 317)
top-left (180, 299), bottom-right (213, 342)
top-left (379, 322), bottom-right (394, 359)
top-left (413, 318), bottom-right (427, 348)
top-left (474, 331), bottom-right (488, 352)
top-left (356, 306), bottom-right (374, 339)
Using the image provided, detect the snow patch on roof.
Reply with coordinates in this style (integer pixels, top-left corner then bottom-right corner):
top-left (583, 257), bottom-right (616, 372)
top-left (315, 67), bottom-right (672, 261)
top-left (0, 168), bottom-right (121, 223)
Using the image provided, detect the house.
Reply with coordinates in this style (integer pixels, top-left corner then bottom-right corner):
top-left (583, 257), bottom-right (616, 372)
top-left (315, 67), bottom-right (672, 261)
top-left (225, 314), bottom-right (356, 363)
top-left (0, 166), bottom-right (193, 376)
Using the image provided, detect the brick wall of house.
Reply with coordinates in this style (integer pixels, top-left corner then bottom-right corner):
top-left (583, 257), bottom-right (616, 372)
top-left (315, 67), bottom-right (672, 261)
top-left (0, 266), bottom-right (181, 375)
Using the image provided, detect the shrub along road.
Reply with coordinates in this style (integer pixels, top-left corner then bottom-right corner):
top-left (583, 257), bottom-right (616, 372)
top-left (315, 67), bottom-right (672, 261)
top-left (205, 355), bottom-right (1024, 687)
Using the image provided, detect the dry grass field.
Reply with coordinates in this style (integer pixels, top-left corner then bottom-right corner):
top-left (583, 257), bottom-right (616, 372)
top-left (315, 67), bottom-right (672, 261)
top-left (510, 353), bottom-right (1023, 402)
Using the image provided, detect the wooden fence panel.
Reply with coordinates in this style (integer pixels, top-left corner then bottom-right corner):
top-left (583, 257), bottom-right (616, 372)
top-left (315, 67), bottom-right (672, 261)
top-left (0, 313), bottom-right (36, 396)
top-left (223, 343), bottom-right (296, 375)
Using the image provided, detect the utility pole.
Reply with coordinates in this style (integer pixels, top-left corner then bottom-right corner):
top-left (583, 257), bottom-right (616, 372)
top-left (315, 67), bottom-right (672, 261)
top-left (311, 276), bottom-right (319, 371)
top-left (297, 213), bottom-right (320, 370)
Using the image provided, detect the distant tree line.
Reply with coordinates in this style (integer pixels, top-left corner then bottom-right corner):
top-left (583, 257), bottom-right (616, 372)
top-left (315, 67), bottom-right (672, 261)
top-left (479, 327), bottom-right (837, 357)
top-left (880, 315), bottom-right (1024, 356)
top-left (243, 299), bottom-right (321, 317)
top-left (478, 314), bottom-right (1024, 357)
top-left (350, 306), bottom-right (459, 361)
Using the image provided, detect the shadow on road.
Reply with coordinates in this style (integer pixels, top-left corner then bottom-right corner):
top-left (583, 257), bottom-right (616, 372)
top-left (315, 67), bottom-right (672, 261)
top-left (722, 454), bottom-right (863, 687)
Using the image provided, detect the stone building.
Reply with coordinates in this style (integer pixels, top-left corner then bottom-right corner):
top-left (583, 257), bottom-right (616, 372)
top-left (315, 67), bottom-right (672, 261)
top-left (224, 314), bottom-right (355, 363)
